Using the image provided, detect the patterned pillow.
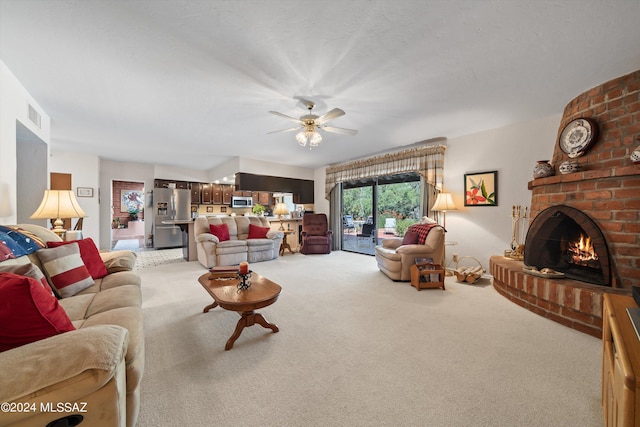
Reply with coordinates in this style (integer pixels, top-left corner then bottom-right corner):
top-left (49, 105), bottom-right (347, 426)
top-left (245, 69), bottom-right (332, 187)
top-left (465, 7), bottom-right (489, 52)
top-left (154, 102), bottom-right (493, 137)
top-left (47, 238), bottom-right (108, 280)
top-left (0, 272), bottom-right (75, 352)
top-left (36, 243), bottom-right (95, 298)
top-left (247, 224), bottom-right (270, 239)
top-left (209, 223), bottom-right (230, 242)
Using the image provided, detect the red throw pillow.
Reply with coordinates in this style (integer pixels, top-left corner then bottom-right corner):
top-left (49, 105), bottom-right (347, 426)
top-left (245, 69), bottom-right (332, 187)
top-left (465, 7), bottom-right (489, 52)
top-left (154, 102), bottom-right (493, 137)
top-left (47, 238), bottom-right (108, 280)
top-left (247, 224), bottom-right (270, 239)
top-left (402, 230), bottom-right (420, 245)
top-left (0, 272), bottom-right (75, 352)
top-left (209, 223), bottom-right (230, 241)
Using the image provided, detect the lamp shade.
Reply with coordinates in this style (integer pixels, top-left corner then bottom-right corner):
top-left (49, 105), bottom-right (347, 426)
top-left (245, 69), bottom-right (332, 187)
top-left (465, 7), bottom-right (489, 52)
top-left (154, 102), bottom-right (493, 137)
top-left (31, 190), bottom-right (86, 234)
top-left (273, 203), bottom-right (289, 216)
top-left (432, 193), bottom-right (457, 212)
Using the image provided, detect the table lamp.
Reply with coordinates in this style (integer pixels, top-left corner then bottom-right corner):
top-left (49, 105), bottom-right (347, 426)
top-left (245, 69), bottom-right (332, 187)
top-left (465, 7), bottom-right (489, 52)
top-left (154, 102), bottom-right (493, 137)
top-left (30, 190), bottom-right (87, 237)
top-left (273, 202), bottom-right (289, 231)
top-left (431, 192), bottom-right (457, 272)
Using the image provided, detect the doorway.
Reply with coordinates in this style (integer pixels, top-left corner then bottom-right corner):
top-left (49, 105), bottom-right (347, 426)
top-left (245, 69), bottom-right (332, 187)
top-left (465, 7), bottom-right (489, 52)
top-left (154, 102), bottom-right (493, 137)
top-left (341, 173), bottom-right (422, 255)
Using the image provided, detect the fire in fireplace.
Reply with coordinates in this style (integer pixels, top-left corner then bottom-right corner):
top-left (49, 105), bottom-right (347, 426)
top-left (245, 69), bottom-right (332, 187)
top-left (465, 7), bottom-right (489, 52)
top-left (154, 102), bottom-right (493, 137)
top-left (566, 233), bottom-right (599, 268)
top-left (524, 205), bottom-right (611, 286)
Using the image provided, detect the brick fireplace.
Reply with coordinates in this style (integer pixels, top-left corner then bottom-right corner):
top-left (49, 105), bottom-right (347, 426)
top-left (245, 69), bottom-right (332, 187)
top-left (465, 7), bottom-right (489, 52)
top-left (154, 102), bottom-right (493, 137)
top-left (491, 70), bottom-right (640, 337)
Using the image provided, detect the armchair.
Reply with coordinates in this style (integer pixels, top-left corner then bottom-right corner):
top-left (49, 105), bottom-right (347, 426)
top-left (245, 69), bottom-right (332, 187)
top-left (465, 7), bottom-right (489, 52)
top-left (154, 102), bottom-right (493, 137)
top-left (300, 214), bottom-right (332, 254)
top-left (375, 223), bottom-right (445, 281)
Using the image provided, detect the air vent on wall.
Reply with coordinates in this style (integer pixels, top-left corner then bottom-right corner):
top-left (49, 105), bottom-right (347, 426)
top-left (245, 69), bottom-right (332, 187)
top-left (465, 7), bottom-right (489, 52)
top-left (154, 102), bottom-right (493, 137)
top-left (28, 104), bottom-right (41, 128)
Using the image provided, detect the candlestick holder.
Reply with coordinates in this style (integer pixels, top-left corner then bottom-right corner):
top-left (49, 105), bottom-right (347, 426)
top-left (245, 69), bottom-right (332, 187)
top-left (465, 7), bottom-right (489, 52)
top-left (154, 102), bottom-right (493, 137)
top-left (237, 271), bottom-right (252, 291)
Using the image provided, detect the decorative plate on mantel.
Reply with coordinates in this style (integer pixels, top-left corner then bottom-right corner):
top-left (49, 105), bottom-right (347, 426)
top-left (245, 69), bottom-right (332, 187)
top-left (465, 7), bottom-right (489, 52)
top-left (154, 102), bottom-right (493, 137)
top-left (559, 118), bottom-right (598, 158)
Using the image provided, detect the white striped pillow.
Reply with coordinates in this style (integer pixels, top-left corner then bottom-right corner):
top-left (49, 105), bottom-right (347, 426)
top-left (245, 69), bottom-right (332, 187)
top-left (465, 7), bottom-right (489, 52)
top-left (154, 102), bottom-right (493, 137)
top-left (36, 243), bottom-right (94, 298)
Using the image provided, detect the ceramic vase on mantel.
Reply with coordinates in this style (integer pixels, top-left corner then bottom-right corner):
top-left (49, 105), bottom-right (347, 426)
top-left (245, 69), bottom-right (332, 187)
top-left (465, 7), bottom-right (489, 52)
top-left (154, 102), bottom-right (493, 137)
top-left (533, 160), bottom-right (554, 179)
top-left (559, 160), bottom-right (582, 174)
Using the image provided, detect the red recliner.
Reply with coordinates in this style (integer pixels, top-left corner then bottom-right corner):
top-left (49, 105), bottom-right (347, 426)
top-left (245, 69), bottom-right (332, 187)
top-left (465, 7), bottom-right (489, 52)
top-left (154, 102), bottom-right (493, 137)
top-left (300, 214), bottom-right (332, 255)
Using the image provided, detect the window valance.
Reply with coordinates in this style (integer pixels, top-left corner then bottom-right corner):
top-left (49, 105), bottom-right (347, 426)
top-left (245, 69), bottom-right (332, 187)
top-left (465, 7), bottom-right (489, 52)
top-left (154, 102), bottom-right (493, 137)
top-left (324, 144), bottom-right (446, 199)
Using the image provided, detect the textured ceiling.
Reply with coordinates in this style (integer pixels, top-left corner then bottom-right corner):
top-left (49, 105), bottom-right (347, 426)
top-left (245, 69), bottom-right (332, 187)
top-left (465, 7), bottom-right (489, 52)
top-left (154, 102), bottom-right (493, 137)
top-left (1, 0), bottom-right (640, 171)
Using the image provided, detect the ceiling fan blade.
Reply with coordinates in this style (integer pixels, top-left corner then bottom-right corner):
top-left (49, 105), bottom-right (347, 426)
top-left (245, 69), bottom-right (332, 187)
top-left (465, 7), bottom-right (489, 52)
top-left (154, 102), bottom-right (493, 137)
top-left (269, 111), bottom-right (303, 124)
top-left (267, 126), bottom-right (303, 134)
top-left (315, 108), bottom-right (345, 125)
top-left (319, 125), bottom-right (358, 136)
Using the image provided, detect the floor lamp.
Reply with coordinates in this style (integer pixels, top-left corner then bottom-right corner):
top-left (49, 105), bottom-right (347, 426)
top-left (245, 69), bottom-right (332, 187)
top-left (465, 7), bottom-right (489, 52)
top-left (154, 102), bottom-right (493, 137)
top-left (431, 192), bottom-right (457, 273)
top-left (30, 190), bottom-right (87, 237)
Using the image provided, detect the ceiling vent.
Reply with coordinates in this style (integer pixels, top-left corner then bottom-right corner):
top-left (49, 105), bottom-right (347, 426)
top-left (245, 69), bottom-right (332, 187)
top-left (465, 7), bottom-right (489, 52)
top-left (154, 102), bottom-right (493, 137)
top-left (28, 104), bottom-right (41, 128)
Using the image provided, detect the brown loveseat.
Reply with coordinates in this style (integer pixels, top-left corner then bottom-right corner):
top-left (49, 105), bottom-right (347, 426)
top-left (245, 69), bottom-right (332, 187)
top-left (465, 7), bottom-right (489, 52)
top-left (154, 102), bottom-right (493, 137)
top-left (0, 224), bottom-right (143, 427)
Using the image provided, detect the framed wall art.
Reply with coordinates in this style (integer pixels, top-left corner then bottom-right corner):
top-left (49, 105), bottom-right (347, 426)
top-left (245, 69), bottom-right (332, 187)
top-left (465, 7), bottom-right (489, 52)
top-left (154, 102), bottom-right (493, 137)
top-left (77, 187), bottom-right (93, 197)
top-left (121, 190), bottom-right (145, 212)
top-left (464, 171), bottom-right (497, 206)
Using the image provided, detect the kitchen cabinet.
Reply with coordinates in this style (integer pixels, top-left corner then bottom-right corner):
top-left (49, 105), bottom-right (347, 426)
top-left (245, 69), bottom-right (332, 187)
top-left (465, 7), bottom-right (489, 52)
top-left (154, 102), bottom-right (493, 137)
top-left (154, 179), bottom-right (189, 189)
top-left (201, 183), bottom-right (212, 204)
top-left (212, 184), bottom-right (222, 204)
top-left (190, 183), bottom-right (201, 203)
top-left (252, 192), bottom-right (260, 205)
top-left (222, 185), bottom-right (233, 204)
top-left (259, 192), bottom-right (273, 206)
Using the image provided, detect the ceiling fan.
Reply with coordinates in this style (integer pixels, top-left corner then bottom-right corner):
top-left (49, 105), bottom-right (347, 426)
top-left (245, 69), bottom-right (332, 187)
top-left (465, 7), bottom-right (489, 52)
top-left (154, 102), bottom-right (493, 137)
top-left (268, 101), bottom-right (357, 148)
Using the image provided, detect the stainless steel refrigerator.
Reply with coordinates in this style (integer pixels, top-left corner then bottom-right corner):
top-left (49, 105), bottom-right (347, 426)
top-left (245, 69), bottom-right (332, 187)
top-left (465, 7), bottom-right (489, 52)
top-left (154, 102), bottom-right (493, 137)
top-left (153, 188), bottom-right (191, 249)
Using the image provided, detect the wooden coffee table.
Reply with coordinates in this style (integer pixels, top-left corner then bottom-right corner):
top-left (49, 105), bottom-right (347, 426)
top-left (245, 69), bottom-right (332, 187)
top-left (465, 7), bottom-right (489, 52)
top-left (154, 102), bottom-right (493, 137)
top-left (198, 271), bottom-right (281, 350)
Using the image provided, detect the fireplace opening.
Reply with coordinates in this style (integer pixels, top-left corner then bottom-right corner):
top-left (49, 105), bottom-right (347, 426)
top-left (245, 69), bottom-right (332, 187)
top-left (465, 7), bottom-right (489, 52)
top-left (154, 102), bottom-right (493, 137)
top-left (524, 205), bottom-right (611, 286)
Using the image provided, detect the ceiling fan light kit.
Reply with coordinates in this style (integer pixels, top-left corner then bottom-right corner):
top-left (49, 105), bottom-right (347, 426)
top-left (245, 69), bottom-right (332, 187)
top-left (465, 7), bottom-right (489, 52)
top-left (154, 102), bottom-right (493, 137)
top-left (296, 127), bottom-right (322, 148)
top-left (270, 100), bottom-right (357, 149)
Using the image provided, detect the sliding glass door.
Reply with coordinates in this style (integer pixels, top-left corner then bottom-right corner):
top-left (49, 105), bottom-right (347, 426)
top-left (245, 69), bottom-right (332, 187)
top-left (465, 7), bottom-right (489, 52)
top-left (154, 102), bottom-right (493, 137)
top-left (342, 184), bottom-right (375, 255)
top-left (341, 173), bottom-right (421, 255)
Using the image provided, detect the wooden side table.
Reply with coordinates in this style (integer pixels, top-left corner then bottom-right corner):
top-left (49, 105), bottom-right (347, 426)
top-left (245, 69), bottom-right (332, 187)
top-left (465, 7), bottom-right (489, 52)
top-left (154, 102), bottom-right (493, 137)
top-left (280, 230), bottom-right (295, 256)
top-left (410, 263), bottom-right (445, 291)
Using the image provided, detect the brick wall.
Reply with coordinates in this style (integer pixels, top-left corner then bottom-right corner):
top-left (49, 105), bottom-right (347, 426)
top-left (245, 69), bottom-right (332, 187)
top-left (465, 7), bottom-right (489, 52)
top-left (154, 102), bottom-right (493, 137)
top-left (491, 70), bottom-right (639, 336)
top-left (112, 180), bottom-right (145, 226)
top-left (528, 69), bottom-right (640, 289)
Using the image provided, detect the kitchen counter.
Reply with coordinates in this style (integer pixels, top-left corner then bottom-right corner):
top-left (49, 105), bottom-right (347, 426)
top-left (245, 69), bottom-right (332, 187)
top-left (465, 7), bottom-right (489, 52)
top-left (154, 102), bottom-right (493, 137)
top-left (161, 220), bottom-right (196, 261)
top-left (265, 217), bottom-right (302, 222)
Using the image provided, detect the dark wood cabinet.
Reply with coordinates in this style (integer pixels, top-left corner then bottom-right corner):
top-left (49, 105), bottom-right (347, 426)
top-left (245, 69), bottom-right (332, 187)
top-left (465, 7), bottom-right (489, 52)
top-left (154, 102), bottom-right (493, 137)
top-left (252, 192), bottom-right (260, 205)
top-left (212, 184), bottom-right (222, 204)
top-left (259, 192), bottom-right (272, 206)
top-left (222, 185), bottom-right (233, 205)
top-left (190, 183), bottom-right (201, 203)
top-left (154, 179), bottom-right (189, 189)
top-left (201, 183), bottom-right (212, 204)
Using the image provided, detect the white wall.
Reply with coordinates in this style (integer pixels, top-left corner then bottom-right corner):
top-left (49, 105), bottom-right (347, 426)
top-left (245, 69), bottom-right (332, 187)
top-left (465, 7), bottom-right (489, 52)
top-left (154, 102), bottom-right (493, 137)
top-left (436, 114), bottom-right (560, 271)
top-left (0, 60), bottom-right (51, 223)
top-left (49, 151), bottom-right (101, 242)
top-left (312, 114), bottom-right (561, 272)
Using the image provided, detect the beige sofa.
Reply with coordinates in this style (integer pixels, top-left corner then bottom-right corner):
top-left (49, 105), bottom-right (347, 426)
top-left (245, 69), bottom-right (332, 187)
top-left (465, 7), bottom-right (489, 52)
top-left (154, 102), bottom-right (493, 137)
top-left (194, 216), bottom-right (283, 269)
top-left (375, 224), bottom-right (445, 281)
top-left (0, 224), bottom-right (143, 427)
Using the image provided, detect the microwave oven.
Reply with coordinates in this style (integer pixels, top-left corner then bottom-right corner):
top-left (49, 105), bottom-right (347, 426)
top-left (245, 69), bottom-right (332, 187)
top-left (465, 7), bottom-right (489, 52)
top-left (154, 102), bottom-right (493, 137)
top-left (231, 196), bottom-right (253, 208)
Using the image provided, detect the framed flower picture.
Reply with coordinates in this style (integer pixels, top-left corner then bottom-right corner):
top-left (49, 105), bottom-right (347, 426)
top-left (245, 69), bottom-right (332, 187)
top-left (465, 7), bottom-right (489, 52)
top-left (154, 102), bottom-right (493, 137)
top-left (464, 171), bottom-right (497, 206)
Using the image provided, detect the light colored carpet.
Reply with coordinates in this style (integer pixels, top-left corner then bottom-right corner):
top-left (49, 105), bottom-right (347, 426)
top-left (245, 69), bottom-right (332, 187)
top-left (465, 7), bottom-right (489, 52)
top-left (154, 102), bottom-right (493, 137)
top-left (137, 252), bottom-right (602, 427)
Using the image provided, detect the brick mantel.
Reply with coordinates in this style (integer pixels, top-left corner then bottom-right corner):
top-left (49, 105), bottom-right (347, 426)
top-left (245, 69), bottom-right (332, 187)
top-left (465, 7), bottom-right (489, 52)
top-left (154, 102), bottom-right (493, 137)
top-left (529, 70), bottom-right (640, 289)
top-left (491, 69), bottom-right (640, 335)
